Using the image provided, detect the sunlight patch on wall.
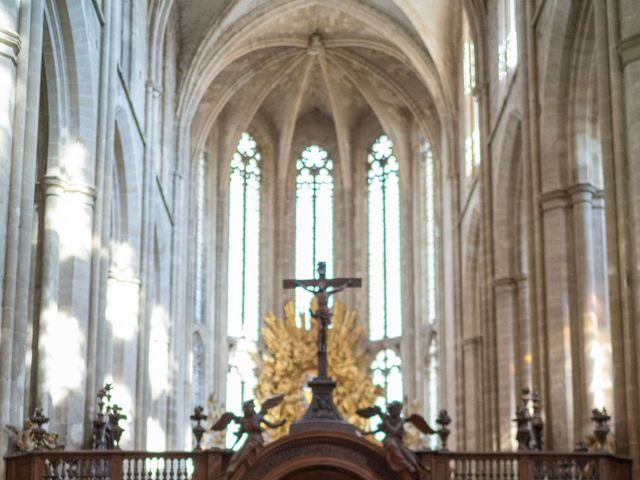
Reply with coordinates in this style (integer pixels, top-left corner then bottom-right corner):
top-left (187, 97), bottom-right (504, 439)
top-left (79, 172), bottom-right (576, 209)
top-left (56, 192), bottom-right (92, 261)
top-left (40, 306), bottom-right (85, 406)
top-left (585, 295), bottom-right (612, 410)
top-left (149, 305), bottom-right (169, 400)
top-left (62, 141), bottom-right (88, 182)
top-left (105, 275), bottom-right (139, 340)
top-left (146, 417), bottom-right (167, 451)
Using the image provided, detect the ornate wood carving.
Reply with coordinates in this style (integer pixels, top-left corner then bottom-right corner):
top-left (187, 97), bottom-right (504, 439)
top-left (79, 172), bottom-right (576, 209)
top-left (231, 431), bottom-right (402, 480)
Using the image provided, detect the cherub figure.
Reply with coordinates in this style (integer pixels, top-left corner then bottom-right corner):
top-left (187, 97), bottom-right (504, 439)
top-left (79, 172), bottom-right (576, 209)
top-left (358, 401), bottom-right (436, 479)
top-left (211, 395), bottom-right (286, 477)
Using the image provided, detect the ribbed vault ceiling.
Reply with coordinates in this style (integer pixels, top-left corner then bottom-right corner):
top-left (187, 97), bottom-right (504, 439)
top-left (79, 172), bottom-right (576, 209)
top-left (175, 0), bottom-right (458, 162)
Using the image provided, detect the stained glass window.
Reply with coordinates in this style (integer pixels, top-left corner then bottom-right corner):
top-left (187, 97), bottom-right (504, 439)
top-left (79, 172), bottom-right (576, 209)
top-left (194, 153), bottom-right (206, 325)
top-left (226, 133), bottom-right (261, 447)
top-left (227, 132), bottom-right (261, 341)
top-left (295, 145), bottom-right (334, 318)
top-left (463, 13), bottom-right (481, 177)
top-left (371, 348), bottom-right (403, 409)
top-left (498, 0), bottom-right (518, 81)
top-left (368, 135), bottom-right (402, 340)
top-left (426, 337), bottom-right (439, 448)
top-left (192, 335), bottom-right (204, 407)
top-left (423, 143), bottom-right (437, 325)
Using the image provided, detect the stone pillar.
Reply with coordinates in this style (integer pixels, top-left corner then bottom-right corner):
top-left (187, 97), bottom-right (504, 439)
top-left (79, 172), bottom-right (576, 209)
top-left (105, 273), bottom-right (140, 448)
top-left (540, 190), bottom-right (575, 450)
top-left (516, 276), bottom-right (532, 389)
top-left (0, 0), bottom-right (21, 315)
top-left (462, 336), bottom-right (482, 450)
top-left (493, 277), bottom-right (518, 450)
top-left (570, 183), bottom-right (613, 438)
top-left (34, 175), bottom-right (64, 419)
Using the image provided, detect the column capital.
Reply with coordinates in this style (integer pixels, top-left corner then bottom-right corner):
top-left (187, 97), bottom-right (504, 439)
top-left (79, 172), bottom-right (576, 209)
top-left (568, 183), bottom-right (597, 205)
top-left (539, 189), bottom-right (571, 212)
top-left (0, 28), bottom-right (21, 65)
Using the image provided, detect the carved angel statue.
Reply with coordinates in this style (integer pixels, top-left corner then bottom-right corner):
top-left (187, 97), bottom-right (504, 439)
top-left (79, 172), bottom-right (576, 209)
top-left (211, 395), bottom-right (286, 477)
top-left (358, 401), bottom-right (436, 479)
top-left (6, 408), bottom-right (64, 452)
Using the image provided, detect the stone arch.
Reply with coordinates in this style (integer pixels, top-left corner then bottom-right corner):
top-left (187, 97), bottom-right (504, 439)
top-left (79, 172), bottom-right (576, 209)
top-left (48, 1), bottom-right (97, 155)
top-left (538, 0), bottom-right (585, 191)
top-left (493, 113), bottom-right (523, 279)
top-left (113, 108), bottom-right (143, 256)
top-left (566, 3), bottom-right (602, 187)
top-left (41, 1), bottom-right (73, 170)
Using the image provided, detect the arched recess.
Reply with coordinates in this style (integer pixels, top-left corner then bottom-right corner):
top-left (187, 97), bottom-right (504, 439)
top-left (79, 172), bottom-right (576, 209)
top-left (102, 115), bottom-right (143, 449)
top-left (491, 115), bottom-right (528, 449)
top-left (459, 207), bottom-right (485, 450)
top-left (27, 49), bottom-right (51, 416)
top-left (565, 1), bottom-right (613, 440)
top-left (25, 0), bottom-right (96, 441)
top-left (534, 0), bottom-right (618, 451)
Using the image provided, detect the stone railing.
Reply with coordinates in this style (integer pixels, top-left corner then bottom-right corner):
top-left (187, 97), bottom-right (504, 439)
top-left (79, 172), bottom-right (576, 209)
top-left (4, 450), bottom-right (230, 480)
top-left (425, 451), bottom-right (632, 480)
top-left (5, 449), bottom-right (631, 480)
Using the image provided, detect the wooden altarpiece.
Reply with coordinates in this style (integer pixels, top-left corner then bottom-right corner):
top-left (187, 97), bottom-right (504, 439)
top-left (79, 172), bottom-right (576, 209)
top-left (228, 430), bottom-right (403, 480)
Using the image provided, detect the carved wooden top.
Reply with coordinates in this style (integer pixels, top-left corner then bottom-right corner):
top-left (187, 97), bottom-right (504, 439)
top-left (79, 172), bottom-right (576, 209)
top-left (230, 430), bottom-right (402, 480)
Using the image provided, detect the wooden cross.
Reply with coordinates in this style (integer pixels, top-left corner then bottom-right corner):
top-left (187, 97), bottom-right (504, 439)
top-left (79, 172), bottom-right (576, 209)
top-left (283, 262), bottom-right (361, 379)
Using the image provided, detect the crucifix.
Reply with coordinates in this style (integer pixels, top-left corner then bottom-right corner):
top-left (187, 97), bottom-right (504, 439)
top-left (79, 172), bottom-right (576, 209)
top-left (283, 261), bottom-right (361, 433)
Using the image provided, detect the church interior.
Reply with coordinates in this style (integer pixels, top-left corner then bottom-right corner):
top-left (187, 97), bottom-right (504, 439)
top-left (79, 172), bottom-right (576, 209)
top-left (1, 0), bottom-right (640, 478)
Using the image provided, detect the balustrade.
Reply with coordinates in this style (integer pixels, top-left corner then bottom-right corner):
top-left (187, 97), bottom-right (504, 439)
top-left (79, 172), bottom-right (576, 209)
top-left (5, 449), bottom-right (630, 480)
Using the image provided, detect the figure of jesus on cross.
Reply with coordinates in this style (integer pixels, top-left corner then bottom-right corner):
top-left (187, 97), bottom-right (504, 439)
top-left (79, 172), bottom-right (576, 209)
top-left (284, 262), bottom-right (361, 379)
top-left (283, 261), bottom-right (361, 432)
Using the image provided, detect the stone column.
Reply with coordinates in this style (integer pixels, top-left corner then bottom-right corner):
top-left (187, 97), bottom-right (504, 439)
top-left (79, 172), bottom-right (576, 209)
top-left (462, 336), bottom-right (482, 450)
top-left (570, 183), bottom-right (613, 438)
top-left (34, 174), bottom-right (64, 419)
top-left (493, 276), bottom-right (518, 449)
top-left (0, 0), bottom-right (21, 316)
top-left (9, 0), bottom-right (45, 427)
top-left (540, 190), bottom-right (575, 450)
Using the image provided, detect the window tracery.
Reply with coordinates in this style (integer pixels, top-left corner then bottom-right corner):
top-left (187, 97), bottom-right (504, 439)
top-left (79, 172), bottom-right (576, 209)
top-left (463, 13), bottom-right (481, 178)
top-left (368, 134), bottom-right (402, 341)
top-left (225, 133), bottom-right (261, 446)
top-left (295, 145), bottom-right (334, 319)
top-left (498, 0), bottom-right (518, 81)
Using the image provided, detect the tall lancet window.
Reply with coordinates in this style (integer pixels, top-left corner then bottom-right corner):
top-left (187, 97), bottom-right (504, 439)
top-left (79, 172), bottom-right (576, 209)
top-left (194, 153), bottom-right (206, 325)
top-left (368, 134), bottom-right (402, 341)
top-left (295, 145), bottom-right (334, 318)
top-left (422, 141), bottom-right (439, 445)
top-left (225, 133), bottom-right (261, 446)
top-left (227, 132), bottom-right (261, 341)
top-left (463, 13), bottom-right (481, 177)
top-left (498, 0), bottom-right (518, 81)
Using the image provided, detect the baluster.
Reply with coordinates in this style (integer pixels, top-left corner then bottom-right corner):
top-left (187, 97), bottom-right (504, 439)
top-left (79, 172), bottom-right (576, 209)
top-left (177, 458), bottom-right (182, 480)
top-left (140, 458), bottom-right (146, 480)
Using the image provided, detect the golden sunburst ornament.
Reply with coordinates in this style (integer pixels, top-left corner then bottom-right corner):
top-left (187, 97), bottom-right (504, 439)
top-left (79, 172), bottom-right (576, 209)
top-left (255, 301), bottom-right (382, 440)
